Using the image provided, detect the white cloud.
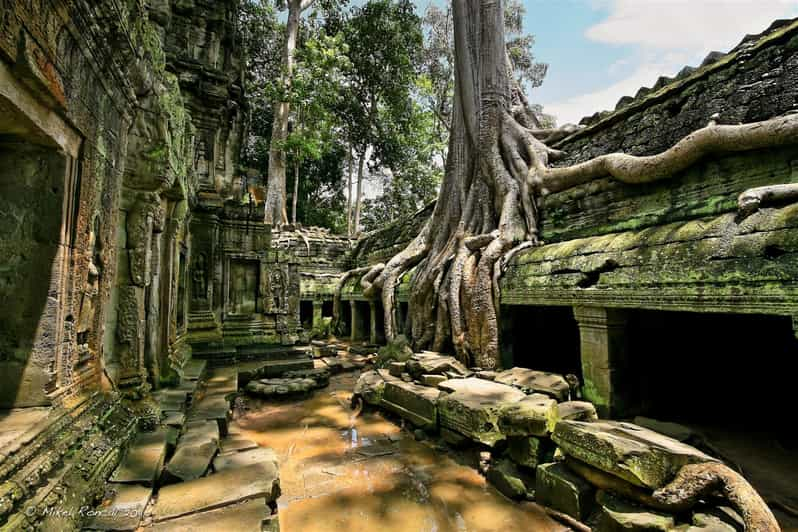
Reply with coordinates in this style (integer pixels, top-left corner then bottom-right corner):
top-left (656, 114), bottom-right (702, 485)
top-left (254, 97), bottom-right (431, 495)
top-left (542, 0), bottom-right (798, 125)
top-left (587, 0), bottom-right (798, 51)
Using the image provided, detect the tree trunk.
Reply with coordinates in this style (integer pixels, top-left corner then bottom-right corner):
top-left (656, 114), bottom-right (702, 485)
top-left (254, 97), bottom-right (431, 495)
top-left (292, 156), bottom-right (299, 225)
top-left (346, 147), bottom-right (353, 236)
top-left (264, 0), bottom-right (305, 227)
top-left (354, 0), bottom-right (552, 369)
top-left (353, 154), bottom-right (365, 235)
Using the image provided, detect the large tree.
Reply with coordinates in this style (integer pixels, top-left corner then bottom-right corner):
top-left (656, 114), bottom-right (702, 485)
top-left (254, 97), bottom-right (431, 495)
top-left (355, 0), bottom-right (562, 370)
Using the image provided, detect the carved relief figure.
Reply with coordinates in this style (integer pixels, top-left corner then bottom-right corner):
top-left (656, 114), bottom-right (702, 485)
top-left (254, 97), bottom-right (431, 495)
top-left (192, 252), bottom-right (207, 301)
top-left (270, 268), bottom-right (287, 312)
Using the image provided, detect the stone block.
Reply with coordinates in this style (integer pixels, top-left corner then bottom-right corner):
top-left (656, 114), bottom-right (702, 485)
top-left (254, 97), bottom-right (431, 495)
top-left (388, 361), bottom-right (406, 377)
top-left (353, 369), bottom-right (395, 406)
top-left (421, 374), bottom-right (448, 387)
top-left (164, 420), bottom-right (220, 482)
top-left (437, 378), bottom-right (526, 447)
top-left (381, 380), bottom-right (441, 429)
top-left (596, 490), bottom-right (676, 531)
top-left (552, 420), bottom-right (716, 489)
top-left (487, 458), bottom-right (534, 500)
top-left (405, 353), bottom-right (470, 379)
top-left (219, 437), bottom-right (259, 454)
top-left (535, 462), bottom-right (594, 521)
top-left (548, 401), bottom-right (598, 433)
top-left (494, 367), bottom-right (570, 401)
top-left (498, 393), bottom-right (558, 437)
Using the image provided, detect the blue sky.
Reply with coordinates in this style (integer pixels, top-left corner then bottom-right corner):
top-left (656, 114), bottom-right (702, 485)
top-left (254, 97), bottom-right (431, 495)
top-left (515, 0), bottom-right (798, 124)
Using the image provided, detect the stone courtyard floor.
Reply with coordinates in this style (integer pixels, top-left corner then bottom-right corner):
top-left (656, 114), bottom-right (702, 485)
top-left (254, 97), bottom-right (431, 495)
top-left (232, 372), bottom-right (567, 532)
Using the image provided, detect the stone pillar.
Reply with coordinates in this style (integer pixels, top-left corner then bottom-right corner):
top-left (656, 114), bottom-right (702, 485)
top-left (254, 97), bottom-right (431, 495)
top-left (312, 300), bottom-right (323, 331)
top-left (573, 306), bottom-right (631, 419)
top-left (369, 301), bottom-right (378, 345)
top-left (350, 301), bottom-right (365, 342)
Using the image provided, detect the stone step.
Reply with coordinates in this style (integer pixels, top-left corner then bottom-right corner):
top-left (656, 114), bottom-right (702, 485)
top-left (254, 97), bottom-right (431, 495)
top-left (110, 428), bottom-right (169, 487)
top-left (188, 395), bottom-right (231, 436)
top-left (153, 462), bottom-right (280, 522)
top-left (85, 484), bottom-right (151, 531)
top-left (163, 420), bottom-right (220, 482)
top-left (150, 498), bottom-right (272, 532)
top-left (182, 359), bottom-right (208, 382)
top-left (238, 358), bottom-right (314, 383)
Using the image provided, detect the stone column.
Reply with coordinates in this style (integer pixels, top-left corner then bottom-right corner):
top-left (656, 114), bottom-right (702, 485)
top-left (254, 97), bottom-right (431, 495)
top-left (573, 306), bottom-right (631, 419)
top-left (312, 300), bottom-right (323, 332)
top-left (350, 301), bottom-right (364, 342)
top-left (369, 301), bottom-right (378, 345)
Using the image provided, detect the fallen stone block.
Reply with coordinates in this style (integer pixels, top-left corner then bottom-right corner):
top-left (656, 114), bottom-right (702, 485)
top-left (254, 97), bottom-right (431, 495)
top-left (353, 369), bottom-right (395, 406)
top-left (164, 420), bottom-right (220, 482)
top-left (486, 458), bottom-right (534, 500)
top-left (476, 370), bottom-right (497, 381)
top-left (507, 436), bottom-right (551, 469)
top-left (494, 368), bottom-right (570, 401)
top-left (552, 420), bottom-right (716, 489)
top-left (535, 462), bottom-right (594, 521)
top-left (151, 498), bottom-right (272, 532)
top-left (405, 352), bottom-right (470, 379)
top-left (86, 484), bottom-right (150, 531)
top-left (154, 462), bottom-right (280, 522)
top-left (110, 428), bottom-right (168, 486)
top-left (381, 380), bottom-right (441, 429)
top-left (437, 378), bottom-right (526, 447)
top-left (596, 490), bottom-right (676, 531)
top-left (388, 361), bottom-right (406, 377)
top-left (498, 393), bottom-right (557, 437)
top-left (189, 394), bottom-right (231, 436)
top-left (182, 359), bottom-right (207, 382)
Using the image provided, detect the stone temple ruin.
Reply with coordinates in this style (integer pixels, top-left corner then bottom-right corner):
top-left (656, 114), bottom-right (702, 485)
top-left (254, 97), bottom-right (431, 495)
top-left (1, 2), bottom-right (797, 531)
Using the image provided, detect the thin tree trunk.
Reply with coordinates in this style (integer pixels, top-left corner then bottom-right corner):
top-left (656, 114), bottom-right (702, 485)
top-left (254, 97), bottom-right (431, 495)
top-left (292, 156), bottom-right (299, 225)
top-left (353, 155), bottom-right (365, 235)
top-left (346, 147), bottom-right (353, 236)
top-left (264, 0), bottom-right (312, 227)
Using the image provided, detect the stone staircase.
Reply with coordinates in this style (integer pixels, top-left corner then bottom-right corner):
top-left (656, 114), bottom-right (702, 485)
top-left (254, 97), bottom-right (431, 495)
top-left (86, 360), bottom-right (280, 531)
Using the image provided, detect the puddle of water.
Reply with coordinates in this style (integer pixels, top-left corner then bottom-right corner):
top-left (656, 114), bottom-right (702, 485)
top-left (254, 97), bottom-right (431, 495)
top-left (233, 372), bottom-right (567, 532)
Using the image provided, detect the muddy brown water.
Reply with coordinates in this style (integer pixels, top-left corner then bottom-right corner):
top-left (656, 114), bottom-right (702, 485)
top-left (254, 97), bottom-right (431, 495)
top-left (232, 372), bottom-right (566, 532)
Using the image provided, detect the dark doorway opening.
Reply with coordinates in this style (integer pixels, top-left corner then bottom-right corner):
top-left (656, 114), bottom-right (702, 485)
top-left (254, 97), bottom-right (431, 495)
top-left (499, 305), bottom-right (581, 380)
top-left (300, 300), bottom-right (313, 330)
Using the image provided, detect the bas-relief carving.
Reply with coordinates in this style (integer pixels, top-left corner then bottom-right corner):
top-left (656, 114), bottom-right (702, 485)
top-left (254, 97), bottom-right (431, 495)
top-left (192, 251), bottom-right (208, 301)
top-left (268, 267), bottom-right (288, 314)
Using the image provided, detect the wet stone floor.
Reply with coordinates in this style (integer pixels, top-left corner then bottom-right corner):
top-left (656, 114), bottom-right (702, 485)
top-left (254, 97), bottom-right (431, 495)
top-left (232, 372), bottom-right (566, 532)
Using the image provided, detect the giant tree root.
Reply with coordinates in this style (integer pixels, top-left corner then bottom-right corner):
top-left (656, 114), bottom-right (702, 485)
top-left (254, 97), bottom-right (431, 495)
top-left (653, 462), bottom-right (780, 532)
top-left (534, 113), bottom-right (798, 195)
top-left (738, 183), bottom-right (798, 217)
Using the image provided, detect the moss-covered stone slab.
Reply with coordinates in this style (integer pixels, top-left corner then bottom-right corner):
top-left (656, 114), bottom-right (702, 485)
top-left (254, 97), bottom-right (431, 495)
top-left (421, 374), bottom-right (448, 387)
top-left (498, 393), bottom-right (558, 437)
top-left (381, 380), bottom-right (442, 429)
top-left (507, 436), bottom-right (550, 469)
top-left (535, 462), bottom-right (594, 520)
top-left (494, 368), bottom-right (571, 401)
top-left (405, 352), bottom-right (470, 379)
top-left (150, 498), bottom-right (271, 532)
top-left (154, 462), bottom-right (280, 521)
top-left (552, 420), bottom-right (716, 489)
top-left (487, 458), bottom-right (534, 500)
top-left (245, 377), bottom-right (319, 397)
top-left (85, 484), bottom-right (151, 530)
top-left (548, 401), bottom-right (598, 433)
top-left (388, 361), bottom-right (406, 377)
top-left (283, 367), bottom-right (331, 388)
top-left (596, 490), bottom-right (676, 531)
top-left (437, 378), bottom-right (526, 447)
